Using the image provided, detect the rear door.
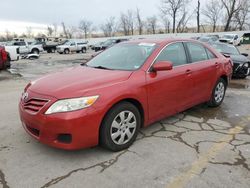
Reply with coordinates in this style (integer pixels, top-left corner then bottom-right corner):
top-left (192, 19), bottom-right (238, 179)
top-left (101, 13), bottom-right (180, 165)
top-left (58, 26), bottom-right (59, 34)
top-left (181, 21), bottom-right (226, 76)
top-left (184, 42), bottom-right (219, 103)
top-left (146, 42), bottom-right (194, 122)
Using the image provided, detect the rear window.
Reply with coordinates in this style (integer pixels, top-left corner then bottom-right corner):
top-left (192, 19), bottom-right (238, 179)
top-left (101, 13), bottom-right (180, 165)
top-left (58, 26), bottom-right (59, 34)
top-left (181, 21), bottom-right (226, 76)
top-left (206, 49), bottom-right (216, 59)
top-left (186, 42), bottom-right (208, 62)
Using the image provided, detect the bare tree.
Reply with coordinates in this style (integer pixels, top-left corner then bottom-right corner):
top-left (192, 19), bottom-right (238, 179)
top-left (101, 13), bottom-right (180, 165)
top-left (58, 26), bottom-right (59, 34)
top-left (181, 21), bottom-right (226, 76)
top-left (120, 10), bottom-right (135, 35)
top-left (147, 16), bottom-right (157, 34)
top-left (127, 10), bottom-right (135, 35)
top-left (61, 22), bottom-right (68, 38)
top-left (197, 0), bottom-right (200, 33)
top-left (234, 0), bottom-right (250, 30)
top-left (26, 27), bottom-right (33, 38)
top-left (120, 13), bottom-right (129, 35)
top-left (53, 23), bottom-right (58, 36)
top-left (47, 26), bottom-right (54, 36)
top-left (79, 19), bottom-right (93, 39)
top-left (67, 26), bottom-right (77, 39)
top-left (101, 17), bottom-right (116, 37)
top-left (160, 0), bottom-right (188, 33)
top-left (176, 9), bottom-right (192, 33)
top-left (5, 30), bottom-right (12, 41)
top-left (61, 22), bottom-right (76, 38)
top-left (136, 8), bottom-right (144, 35)
top-left (202, 0), bottom-right (222, 32)
top-left (222, 0), bottom-right (243, 31)
top-left (161, 16), bottom-right (170, 33)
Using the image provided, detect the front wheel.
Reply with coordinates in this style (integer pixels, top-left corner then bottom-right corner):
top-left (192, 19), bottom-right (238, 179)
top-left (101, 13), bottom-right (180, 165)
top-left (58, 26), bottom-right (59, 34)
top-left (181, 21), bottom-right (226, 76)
top-left (208, 78), bottom-right (227, 107)
top-left (81, 48), bottom-right (87, 53)
top-left (100, 102), bottom-right (141, 151)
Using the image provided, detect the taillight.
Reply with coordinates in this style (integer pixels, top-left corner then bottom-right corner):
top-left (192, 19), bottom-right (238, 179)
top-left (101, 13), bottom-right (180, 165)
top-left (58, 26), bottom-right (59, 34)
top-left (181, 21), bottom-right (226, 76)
top-left (1, 50), bottom-right (7, 62)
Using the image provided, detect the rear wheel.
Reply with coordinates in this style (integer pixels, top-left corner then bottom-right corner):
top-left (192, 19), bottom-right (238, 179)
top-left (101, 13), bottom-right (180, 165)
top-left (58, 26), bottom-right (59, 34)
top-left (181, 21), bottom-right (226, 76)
top-left (100, 102), bottom-right (141, 151)
top-left (31, 49), bottom-right (39, 54)
top-left (64, 49), bottom-right (70, 54)
top-left (208, 78), bottom-right (227, 107)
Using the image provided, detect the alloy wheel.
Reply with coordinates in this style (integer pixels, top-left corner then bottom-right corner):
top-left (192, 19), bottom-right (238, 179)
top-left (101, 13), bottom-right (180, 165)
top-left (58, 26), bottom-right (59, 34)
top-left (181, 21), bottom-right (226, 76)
top-left (214, 82), bottom-right (225, 103)
top-left (110, 111), bottom-right (137, 145)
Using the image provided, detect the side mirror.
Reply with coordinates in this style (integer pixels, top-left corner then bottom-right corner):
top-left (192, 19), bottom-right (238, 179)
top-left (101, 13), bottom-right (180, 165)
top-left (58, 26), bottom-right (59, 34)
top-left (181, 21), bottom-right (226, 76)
top-left (241, 53), bottom-right (248, 57)
top-left (152, 61), bottom-right (173, 72)
top-left (223, 53), bottom-right (231, 58)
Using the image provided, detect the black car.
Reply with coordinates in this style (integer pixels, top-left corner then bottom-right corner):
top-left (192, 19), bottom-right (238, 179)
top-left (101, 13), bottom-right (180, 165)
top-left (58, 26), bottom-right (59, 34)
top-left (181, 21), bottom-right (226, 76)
top-left (211, 42), bottom-right (249, 78)
top-left (94, 38), bottom-right (128, 52)
top-left (199, 35), bottom-right (219, 44)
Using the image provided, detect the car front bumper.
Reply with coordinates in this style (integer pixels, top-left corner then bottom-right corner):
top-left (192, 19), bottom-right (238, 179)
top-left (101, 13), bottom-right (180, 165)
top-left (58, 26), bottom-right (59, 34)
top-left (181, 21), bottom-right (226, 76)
top-left (19, 91), bottom-right (104, 150)
top-left (233, 62), bottom-right (250, 77)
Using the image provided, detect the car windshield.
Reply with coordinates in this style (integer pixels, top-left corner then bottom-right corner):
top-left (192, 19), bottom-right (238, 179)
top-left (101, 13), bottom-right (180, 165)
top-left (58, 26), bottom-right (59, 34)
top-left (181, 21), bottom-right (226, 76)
top-left (64, 41), bottom-right (72, 45)
top-left (222, 35), bottom-right (234, 39)
top-left (212, 43), bottom-right (240, 55)
top-left (103, 40), bottom-right (115, 46)
top-left (86, 43), bottom-right (157, 71)
top-left (199, 37), bottom-right (210, 42)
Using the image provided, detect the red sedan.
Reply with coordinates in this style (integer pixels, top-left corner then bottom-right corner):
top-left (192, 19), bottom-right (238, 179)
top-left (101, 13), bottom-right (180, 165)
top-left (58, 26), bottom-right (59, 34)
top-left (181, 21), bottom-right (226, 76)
top-left (0, 46), bottom-right (10, 70)
top-left (19, 39), bottom-right (232, 151)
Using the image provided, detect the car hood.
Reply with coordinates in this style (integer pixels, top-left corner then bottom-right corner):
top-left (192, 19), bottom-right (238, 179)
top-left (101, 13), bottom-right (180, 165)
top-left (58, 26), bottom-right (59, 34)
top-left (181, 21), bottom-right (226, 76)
top-left (29, 66), bottom-right (133, 99)
top-left (229, 54), bottom-right (249, 63)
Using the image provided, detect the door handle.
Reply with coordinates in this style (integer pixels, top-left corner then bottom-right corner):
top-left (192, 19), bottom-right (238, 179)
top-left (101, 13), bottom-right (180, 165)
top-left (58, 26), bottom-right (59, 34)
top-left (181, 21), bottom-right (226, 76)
top-left (215, 62), bottom-right (219, 68)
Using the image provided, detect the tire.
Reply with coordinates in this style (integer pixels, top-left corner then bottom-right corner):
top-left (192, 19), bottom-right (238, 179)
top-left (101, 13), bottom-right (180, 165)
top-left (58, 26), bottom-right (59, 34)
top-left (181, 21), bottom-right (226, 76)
top-left (208, 78), bottom-right (227, 107)
top-left (64, 49), bottom-right (70, 54)
top-left (31, 49), bottom-right (39, 54)
top-left (100, 102), bottom-right (141, 151)
top-left (5, 56), bottom-right (11, 68)
top-left (81, 47), bottom-right (87, 53)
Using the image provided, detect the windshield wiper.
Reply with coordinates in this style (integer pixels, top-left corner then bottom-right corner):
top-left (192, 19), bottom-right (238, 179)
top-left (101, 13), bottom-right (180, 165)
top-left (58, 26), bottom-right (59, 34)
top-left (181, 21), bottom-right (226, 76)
top-left (92, 66), bottom-right (112, 70)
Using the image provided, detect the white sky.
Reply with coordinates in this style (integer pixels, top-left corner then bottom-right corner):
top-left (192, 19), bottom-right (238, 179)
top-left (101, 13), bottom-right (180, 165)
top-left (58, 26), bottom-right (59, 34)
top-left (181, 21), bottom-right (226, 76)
top-left (0, 0), bottom-right (200, 35)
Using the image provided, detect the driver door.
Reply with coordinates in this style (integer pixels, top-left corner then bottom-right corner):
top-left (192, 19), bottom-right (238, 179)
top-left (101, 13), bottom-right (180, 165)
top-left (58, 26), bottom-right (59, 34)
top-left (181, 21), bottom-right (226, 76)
top-left (69, 42), bottom-right (77, 52)
top-left (146, 42), bottom-right (194, 123)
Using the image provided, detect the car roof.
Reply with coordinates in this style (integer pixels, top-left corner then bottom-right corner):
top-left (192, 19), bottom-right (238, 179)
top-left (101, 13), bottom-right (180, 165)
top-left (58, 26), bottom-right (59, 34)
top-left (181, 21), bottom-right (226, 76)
top-left (123, 38), bottom-right (198, 46)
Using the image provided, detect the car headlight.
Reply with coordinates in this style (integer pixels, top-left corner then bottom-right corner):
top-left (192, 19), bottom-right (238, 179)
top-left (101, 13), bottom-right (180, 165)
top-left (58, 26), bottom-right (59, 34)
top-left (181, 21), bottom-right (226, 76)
top-left (45, 96), bottom-right (99, 115)
top-left (243, 63), bottom-right (249, 68)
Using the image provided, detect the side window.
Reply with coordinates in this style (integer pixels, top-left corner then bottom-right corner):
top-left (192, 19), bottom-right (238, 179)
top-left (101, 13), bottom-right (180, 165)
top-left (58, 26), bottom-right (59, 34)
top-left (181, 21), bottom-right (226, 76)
top-left (20, 42), bottom-right (26, 46)
top-left (186, 42), bottom-right (208, 62)
top-left (156, 43), bottom-right (187, 66)
top-left (206, 49), bottom-right (216, 59)
top-left (70, 42), bottom-right (76, 46)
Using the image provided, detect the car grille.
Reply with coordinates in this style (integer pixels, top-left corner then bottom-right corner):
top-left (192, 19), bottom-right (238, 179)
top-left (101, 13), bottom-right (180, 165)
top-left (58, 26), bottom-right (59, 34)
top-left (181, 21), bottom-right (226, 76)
top-left (23, 98), bottom-right (49, 113)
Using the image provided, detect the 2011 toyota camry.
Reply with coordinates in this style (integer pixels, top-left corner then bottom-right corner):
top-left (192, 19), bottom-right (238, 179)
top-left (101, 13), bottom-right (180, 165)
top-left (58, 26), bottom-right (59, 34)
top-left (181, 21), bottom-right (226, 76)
top-left (19, 39), bottom-right (232, 151)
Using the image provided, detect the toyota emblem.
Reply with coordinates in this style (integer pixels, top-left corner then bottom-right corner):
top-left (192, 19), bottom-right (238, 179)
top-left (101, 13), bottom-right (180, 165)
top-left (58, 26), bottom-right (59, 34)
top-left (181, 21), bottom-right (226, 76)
top-left (22, 92), bottom-right (29, 102)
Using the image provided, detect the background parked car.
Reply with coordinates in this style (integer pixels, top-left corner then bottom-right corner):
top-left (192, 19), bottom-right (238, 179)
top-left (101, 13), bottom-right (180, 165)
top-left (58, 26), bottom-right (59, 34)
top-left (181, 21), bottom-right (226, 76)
top-left (0, 46), bottom-right (10, 70)
top-left (35, 37), bottom-right (67, 53)
top-left (219, 34), bottom-right (241, 46)
top-left (211, 42), bottom-right (249, 78)
top-left (94, 38), bottom-right (128, 52)
top-left (4, 46), bottom-right (20, 61)
top-left (5, 41), bottom-right (43, 54)
top-left (56, 41), bottom-right (88, 54)
top-left (198, 35), bottom-right (219, 44)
